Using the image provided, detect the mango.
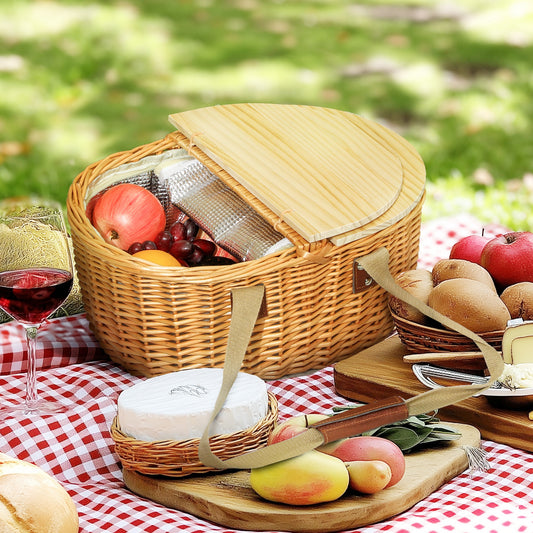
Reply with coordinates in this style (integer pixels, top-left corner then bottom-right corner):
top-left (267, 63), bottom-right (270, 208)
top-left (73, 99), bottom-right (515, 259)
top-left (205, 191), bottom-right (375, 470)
top-left (249, 450), bottom-right (349, 505)
top-left (322, 436), bottom-right (405, 488)
top-left (345, 460), bottom-right (392, 494)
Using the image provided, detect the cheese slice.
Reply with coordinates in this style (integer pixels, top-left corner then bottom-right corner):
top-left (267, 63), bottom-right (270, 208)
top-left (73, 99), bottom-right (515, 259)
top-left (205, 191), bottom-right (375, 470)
top-left (501, 321), bottom-right (533, 364)
top-left (117, 368), bottom-right (269, 442)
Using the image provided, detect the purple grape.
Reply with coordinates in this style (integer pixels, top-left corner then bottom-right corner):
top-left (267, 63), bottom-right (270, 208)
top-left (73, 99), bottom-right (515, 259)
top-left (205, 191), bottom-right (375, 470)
top-left (169, 221), bottom-right (187, 241)
top-left (142, 240), bottom-right (157, 250)
top-left (127, 242), bottom-right (143, 255)
top-left (193, 239), bottom-right (216, 258)
top-left (154, 230), bottom-right (172, 252)
top-left (169, 239), bottom-right (194, 259)
top-left (184, 218), bottom-right (199, 241)
top-left (187, 246), bottom-right (204, 265)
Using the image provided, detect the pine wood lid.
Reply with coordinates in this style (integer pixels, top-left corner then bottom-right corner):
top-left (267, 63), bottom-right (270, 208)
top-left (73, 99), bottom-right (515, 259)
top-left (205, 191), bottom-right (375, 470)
top-left (169, 104), bottom-right (425, 245)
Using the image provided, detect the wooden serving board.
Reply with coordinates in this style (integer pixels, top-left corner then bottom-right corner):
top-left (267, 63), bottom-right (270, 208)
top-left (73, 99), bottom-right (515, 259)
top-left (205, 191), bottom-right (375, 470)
top-left (334, 335), bottom-right (533, 452)
top-left (123, 423), bottom-right (477, 533)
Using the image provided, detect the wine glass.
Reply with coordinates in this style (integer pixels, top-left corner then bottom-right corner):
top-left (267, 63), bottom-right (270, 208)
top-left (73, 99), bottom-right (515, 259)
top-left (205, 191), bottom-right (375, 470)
top-left (0, 202), bottom-right (74, 417)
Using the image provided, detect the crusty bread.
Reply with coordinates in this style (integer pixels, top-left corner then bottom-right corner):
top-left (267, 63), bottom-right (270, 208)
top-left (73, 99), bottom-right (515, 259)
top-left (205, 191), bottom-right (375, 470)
top-left (0, 453), bottom-right (79, 533)
top-left (432, 258), bottom-right (496, 292)
top-left (500, 282), bottom-right (533, 320)
top-left (428, 278), bottom-right (510, 333)
top-left (389, 269), bottom-right (433, 324)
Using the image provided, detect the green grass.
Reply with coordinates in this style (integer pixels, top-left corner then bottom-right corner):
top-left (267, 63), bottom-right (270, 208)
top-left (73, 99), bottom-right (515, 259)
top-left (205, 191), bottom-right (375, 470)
top-left (1, 0), bottom-right (533, 231)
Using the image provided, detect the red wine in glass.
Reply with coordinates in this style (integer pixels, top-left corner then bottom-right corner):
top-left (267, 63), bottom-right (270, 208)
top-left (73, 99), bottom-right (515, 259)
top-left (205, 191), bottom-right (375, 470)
top-left (0, 268), bottom-right (73, 325)
top-left (0, 203), bottom-right (75, 418)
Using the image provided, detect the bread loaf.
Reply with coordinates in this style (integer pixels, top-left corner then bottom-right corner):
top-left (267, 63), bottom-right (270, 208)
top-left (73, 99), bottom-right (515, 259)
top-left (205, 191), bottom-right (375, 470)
top-left (432, 258), bottom-right (496, 292)
top-left (389, 269), bottom-right (433, 324)
top-left (428, 278), bottom-right (510, 333)
top-left (500, 282), bottom-right (533, 320)
top-left (0, 453), bottom-right (79, 533)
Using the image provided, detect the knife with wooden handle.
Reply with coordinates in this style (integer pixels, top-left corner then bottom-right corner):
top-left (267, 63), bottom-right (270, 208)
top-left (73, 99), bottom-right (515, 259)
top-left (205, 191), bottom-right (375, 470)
top-left (403, 351), bottom-right (489, 371)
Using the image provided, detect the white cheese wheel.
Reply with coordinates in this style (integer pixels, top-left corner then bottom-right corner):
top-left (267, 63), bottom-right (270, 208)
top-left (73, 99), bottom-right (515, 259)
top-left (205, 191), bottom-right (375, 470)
top-left (117, 368), bottom-right (269, 442)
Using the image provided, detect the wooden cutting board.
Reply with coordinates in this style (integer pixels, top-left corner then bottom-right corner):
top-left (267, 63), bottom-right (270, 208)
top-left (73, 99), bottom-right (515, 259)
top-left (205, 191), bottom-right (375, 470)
top-left (334, 335), bottom-right (533, 452)
top-left (169, 104), bottom-right (425, 245)
top-left (123, 422), bottom-right (477, 533)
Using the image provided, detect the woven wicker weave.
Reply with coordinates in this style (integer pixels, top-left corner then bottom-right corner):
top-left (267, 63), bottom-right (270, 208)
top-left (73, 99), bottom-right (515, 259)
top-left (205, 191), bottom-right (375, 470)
top-left (111, 391), bottom-right (278, 477)
top-left (392, 310), bottom-right (504, 353)
top-left (67, 105), bottom-right (425, 379)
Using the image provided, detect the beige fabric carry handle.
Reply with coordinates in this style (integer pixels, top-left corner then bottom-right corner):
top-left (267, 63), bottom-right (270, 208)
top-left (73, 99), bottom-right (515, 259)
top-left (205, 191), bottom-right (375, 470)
top-left (356, 247), bottom-right (504, 415)
top-left (198, 247), bottom-right (505, 470)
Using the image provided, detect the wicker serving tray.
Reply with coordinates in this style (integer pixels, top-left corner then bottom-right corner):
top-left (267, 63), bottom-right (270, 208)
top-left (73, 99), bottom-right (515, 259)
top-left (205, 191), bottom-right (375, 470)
top-left (391, 310), bottom-right (504, 353)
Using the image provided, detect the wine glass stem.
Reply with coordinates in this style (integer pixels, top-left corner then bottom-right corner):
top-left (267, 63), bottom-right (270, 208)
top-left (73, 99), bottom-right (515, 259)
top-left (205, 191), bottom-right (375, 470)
top-left (24, 325), bottom-right (39, 411)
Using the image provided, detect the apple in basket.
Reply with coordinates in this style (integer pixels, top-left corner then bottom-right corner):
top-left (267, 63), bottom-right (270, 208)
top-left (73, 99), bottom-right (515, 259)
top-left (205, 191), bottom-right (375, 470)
top-left (481, 231), bottom-right (533, 289)
top-left (92, 183), bottom-right (166, 251)
top-left (449, 234), bottom-right (490, 265)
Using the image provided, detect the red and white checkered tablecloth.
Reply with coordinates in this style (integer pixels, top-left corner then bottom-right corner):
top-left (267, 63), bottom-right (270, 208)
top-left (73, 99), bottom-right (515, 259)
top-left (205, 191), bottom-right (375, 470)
top-left (1, 216), bottom-right (532, 533)
top-left (0, 314), bottom-right (105, 375)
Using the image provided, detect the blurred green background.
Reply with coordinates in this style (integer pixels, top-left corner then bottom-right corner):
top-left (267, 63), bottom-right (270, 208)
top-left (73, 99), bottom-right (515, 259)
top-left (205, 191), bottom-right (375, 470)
top-left (1, 0), bottom-right (533, 230)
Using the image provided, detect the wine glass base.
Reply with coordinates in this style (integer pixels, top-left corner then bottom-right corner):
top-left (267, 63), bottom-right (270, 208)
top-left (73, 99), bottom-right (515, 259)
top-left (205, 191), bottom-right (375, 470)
top-left (0, 400), bottom-right (69, 419)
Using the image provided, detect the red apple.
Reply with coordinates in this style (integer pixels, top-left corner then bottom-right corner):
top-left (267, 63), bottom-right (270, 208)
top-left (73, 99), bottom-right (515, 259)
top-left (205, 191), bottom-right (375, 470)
top-left (85, 190), bottom-right (104, 225)
top-left (449, 234), bottom-right (491, 265)
top-left (267, 413), bottom-right (329, 445)
top-left (92, 184), bottom-right (166, 251)
top-left (480, 232), bottom-right (533, 289)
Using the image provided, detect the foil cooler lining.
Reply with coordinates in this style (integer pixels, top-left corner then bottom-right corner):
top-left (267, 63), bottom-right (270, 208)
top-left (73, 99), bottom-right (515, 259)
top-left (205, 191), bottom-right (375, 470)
top-left (88, 149), bottom-right (293, 261)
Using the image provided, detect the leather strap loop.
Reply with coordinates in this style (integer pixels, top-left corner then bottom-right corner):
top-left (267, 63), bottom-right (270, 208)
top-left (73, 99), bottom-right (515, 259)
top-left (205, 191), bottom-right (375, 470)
top-left (296, 241), bottom-right (334, 264)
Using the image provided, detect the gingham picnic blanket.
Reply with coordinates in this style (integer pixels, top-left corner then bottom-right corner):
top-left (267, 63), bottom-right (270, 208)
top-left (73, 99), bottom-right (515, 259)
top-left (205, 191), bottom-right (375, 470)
top-left (1, 215), bottom-right (531, 533)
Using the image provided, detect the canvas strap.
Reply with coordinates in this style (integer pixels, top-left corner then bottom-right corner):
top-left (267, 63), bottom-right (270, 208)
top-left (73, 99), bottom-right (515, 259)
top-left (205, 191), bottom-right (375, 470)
top-left (198, 247), bottom-right (504, 470)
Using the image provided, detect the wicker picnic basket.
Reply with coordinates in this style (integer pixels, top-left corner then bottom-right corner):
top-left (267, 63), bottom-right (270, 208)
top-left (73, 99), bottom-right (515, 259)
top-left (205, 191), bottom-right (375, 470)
top-left (67, 103), bottom-right (426, 379)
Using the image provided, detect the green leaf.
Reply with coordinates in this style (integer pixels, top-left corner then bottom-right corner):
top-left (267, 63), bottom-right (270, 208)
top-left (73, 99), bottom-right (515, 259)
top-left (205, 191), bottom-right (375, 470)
top-left (403, 416), bottom-right (428, 427)
top-left (371, 427), bottom-right (422, 452)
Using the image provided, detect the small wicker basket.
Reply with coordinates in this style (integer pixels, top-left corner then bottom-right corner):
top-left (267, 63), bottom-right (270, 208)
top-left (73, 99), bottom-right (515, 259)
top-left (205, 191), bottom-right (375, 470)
top-left (67, 104), bottom-right (426, 379)
top-left (391, 310), bottom-right (504, 353)
top-left (110, 391), bottom-right (278, 477)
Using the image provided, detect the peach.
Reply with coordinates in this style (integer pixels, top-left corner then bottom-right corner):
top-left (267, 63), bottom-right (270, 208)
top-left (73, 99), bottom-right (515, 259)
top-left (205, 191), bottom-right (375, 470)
top-left (268, 413), bottom-right (329, 445)
top-left (345, 460), bottom-right (392, 494)
top-left (249, 450), bottom-right (349, 505)
top-left (322, 436), bottom-right (405, 488)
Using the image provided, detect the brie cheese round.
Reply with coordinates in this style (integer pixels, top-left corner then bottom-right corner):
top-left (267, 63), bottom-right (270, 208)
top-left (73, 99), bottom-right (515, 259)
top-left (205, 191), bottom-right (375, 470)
top-left (117, 368), bottom-right (269, 442)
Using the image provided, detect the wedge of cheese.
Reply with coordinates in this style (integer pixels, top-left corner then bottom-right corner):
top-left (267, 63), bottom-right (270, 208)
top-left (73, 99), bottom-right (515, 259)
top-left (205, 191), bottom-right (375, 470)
top-left (117, 368), bottom-right (269, 442)
top-left (501, 321), bottom-right (533, 365)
